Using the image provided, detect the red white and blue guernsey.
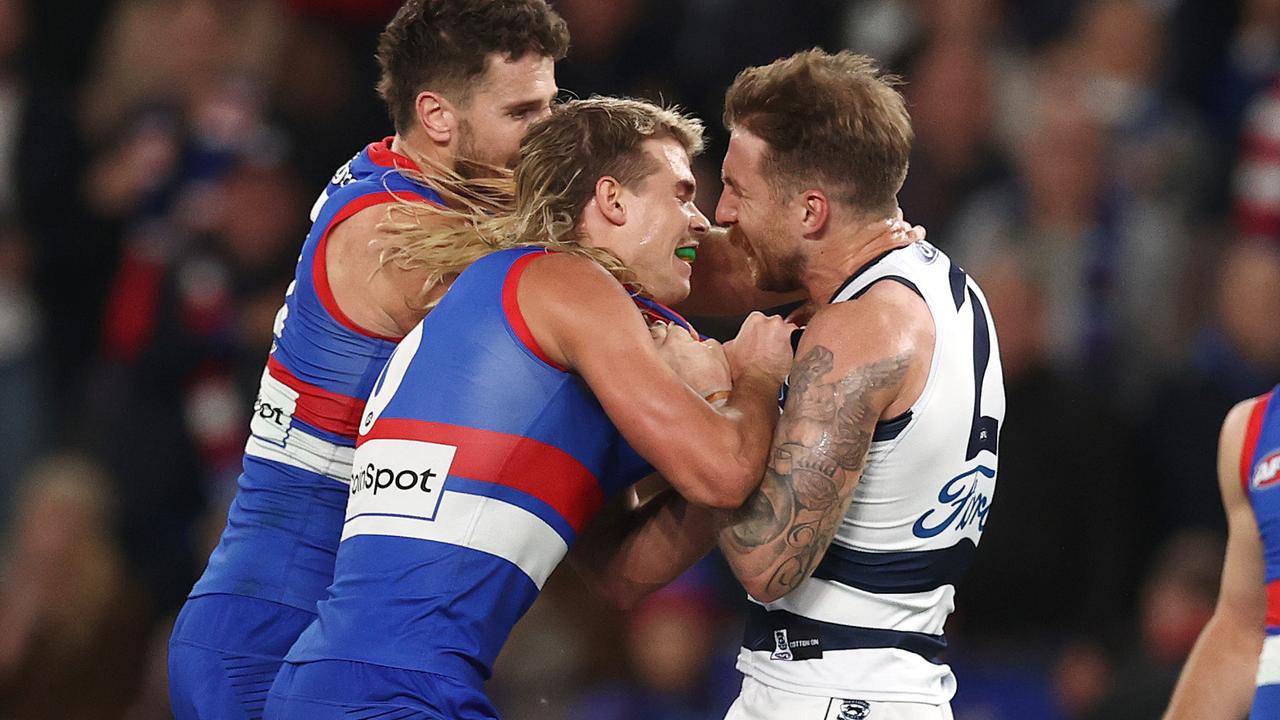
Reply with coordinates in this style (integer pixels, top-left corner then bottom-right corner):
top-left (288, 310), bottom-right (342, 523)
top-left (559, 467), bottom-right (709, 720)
top-left (168, 139), bottom-right (443, 720)
top-left (266, 247), bottom-right (675, 719)
top-left (1243, 387), bottom-right (1280, 719)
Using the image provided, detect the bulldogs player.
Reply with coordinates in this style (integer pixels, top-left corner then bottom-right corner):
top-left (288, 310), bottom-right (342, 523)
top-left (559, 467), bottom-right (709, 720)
top-left (1166, 382), bottom-right (1280, 719)
top-left (167, 2), bottom-right (568, 718)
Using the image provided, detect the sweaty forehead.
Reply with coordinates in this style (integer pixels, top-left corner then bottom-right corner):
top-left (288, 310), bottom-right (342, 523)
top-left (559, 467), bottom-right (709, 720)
top-left (725, 127), bottom-right (769, 173)
top-left (648, 137), bottom-right (694, 183)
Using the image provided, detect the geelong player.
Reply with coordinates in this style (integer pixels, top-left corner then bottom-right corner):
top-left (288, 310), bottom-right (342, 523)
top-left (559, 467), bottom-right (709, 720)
top-left (1165, 387), bottom-right (1280, 719)
top-left (712, 50), bottom-right (1005, 719)
top-left (167, 2), bottom-right (568, 718)
top-left (263, 98), bottom-right (796, 719)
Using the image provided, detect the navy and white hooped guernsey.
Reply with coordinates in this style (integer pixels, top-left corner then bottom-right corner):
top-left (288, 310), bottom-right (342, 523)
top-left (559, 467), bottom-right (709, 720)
top-left (1242, 386), bottom-right (1280, 719)
top-left (189, 138), bottom-right (444, 610)
top-left (737, 241), bottom-right (1005, 705)
top-left (283, 247), bottom-right (660, 686)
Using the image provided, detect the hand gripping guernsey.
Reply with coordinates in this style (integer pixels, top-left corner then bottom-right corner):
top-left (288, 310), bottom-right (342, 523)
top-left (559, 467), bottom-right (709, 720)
top-left (1243, 387), bottom-right (1280, 718)
top-left (265, 247), bottom-right (682, 719)
top-left (168, 139), bottom-right (444, 720)
top-left (738, 241), bottom-right (1005, 712)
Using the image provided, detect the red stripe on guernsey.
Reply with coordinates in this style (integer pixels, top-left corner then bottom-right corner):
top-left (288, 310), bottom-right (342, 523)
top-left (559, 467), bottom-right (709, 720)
top-left (501, 251), bottom-right (569, 372)
top-left (311, 190), bottom-right (441, 342)
top-left (1243, 394), bottom-right (1274, 492)
top-left (359, 417), bottom-right (603, 533)
top-left (366, 137), bottom-right (422, 172)
top-left (1268, 580), bottom-right (1280, 626)
top-left (267, 355), bottom-right (363, 437)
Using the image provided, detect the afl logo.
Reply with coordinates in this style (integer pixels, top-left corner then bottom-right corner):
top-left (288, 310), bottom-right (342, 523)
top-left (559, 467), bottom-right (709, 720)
top-left (1253, 449), bottom-right (1280, 491)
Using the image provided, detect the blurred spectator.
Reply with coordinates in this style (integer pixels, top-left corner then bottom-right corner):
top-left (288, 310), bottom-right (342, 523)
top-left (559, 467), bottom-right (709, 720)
top-left (0, 454), bottom-right (149, 720)
top-left (490, 569), bottom-right (601, 719)
top-left (87, 152), bottom-right (302, 619)
top-left (80, 0), bottom-right (284, 144)
top-left (955, 254), bottom-right (1134, 649)
top-left (567, 566), bottom-right (739, 720)
top-left (0, 219), bottom-right (44, 532)
top-left (1, 0), bottom-right (104, 415)
top-left (1235, 76), bottom-right (1280, 243)
top-left (1138, 239), bottom-right (1280, 541)
top-left (951, 42), bottom-right (1192, 402)
top-left (898, 32), bottom-right (1013, 242)
top-left (1081, 530), bottom-right (1224, 720)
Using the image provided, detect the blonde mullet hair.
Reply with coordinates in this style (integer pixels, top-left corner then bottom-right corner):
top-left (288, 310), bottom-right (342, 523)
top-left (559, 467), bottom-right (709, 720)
top-left (382, 97), bottom-right (705, 311)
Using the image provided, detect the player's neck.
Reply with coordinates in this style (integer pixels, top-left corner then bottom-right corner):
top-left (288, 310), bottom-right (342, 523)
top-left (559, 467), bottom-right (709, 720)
top-left (390, 131), bottom-right (457, 175)
top-left (799, 213), bottom-right (906, 303)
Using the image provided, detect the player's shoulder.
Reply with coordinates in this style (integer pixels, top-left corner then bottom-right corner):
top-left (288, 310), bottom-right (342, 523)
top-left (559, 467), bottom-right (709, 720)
top-left (1224, 393), bottom-right (1273, 443)
top-left (809, 278), bottom-right (932, 353)
top-left (1219, 392), bottom-right (1275, 494)
top-left (521, 250), bottom-right (630, 300)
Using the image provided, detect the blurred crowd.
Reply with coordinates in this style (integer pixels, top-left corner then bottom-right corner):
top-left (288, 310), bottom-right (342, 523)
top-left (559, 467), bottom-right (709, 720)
top-left (0, 0), bottom-right (1278, 718)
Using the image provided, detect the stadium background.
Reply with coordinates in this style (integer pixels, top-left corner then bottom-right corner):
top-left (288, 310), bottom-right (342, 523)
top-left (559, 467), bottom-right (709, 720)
top-left (1, 0), bottom-right (1279, 717)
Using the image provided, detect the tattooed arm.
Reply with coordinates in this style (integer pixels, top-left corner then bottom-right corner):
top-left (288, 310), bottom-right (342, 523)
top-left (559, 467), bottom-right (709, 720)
top-left (719, 282), bottom-right (932, 602)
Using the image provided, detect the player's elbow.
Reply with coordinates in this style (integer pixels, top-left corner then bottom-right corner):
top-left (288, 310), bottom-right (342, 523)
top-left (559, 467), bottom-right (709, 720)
top-left (678, 462), bottom-right (757, 509)
top-left (682, 440), bottom-right (764, 509)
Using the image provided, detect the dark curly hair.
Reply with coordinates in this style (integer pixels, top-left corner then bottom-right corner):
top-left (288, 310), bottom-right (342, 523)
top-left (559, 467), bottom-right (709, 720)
top-left (376, 0), bottom-right (570, 134)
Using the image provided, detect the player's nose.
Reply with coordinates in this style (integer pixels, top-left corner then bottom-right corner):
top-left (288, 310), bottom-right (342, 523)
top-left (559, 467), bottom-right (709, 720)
top-left (714, 192), bottom-right (736, 226)
top-left (689, 206), bottom-right (710, 235)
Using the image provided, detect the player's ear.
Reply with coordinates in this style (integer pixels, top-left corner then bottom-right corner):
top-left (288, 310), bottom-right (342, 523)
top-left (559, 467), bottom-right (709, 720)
top-left (799, 189), bottom-right (829, 237)
top-left (594, 176), bottom-right (627, 227)
top-left (415, 91), bottom-right (456, 145)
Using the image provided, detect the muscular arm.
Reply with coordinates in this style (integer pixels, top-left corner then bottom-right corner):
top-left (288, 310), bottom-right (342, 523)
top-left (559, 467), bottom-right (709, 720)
top-left (719, 285), bottom-right (930, 602)
top-left (569, 476), bottom-right (720, 609)
top-left (520, 252), bottom-right (786, 509)
top-left (326, 204), bottom-right (448, 337)
top-left (1165, 400), bottom-right (1267, 719)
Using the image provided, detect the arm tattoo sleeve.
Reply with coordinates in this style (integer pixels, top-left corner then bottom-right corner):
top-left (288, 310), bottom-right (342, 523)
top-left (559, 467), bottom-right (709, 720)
top-left (726, 345), bottom-right (911, 598)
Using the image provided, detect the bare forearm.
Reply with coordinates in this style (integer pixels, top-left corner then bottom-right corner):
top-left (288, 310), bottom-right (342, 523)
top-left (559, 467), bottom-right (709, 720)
top-left (724, 369), bottom-right (784, 463)
top-left (1166, 616), bottom-right (1261, 719)
top-left (580, 489), bottom-right (719, 609)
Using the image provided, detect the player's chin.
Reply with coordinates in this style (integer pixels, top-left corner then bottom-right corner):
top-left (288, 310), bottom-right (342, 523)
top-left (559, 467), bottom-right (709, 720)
top-left (652, 276), bottom-right (692, 306)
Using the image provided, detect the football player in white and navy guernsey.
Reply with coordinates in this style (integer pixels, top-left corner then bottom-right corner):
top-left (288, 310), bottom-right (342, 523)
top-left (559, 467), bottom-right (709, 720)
top-left (713, 50), bottom-right (1005, 720)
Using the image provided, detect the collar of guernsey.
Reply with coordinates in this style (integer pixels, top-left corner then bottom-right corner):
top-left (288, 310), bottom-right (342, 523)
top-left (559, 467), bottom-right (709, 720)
top-left (631, 292), bottom-right (702, 338)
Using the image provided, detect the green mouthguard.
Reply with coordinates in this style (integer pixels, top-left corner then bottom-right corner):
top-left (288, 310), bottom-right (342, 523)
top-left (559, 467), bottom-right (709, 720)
top-left (675, 247), bottom-right (697, 261)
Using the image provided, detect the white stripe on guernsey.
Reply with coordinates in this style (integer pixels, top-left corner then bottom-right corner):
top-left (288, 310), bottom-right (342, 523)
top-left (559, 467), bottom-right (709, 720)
top-left (751, 579), bottom-right (955, 636)
top-left (736, 646), bottom-right (956, 704)
top-left (245, 434), bottom-right (353, 484)
top-left (341, 489), bottom-right (568, 589)
top-left (1259, 635), bottom-right (1280, 686)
